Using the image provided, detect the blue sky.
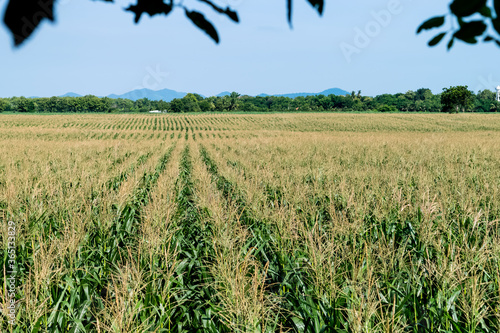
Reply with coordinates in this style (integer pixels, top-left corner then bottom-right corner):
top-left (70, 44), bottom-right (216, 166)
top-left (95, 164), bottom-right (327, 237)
top-left (0, 0), bottom-right (499, 97)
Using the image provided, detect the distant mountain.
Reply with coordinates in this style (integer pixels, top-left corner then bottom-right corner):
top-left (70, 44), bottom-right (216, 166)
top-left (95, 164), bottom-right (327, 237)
top-left (107, 88), bottom-right (189, 102)
top-left (60, 92), bottom-right (82, 98)
top-left (56, 88), bottom-right (350, 101)
top-left (319, 88), bottom-right (350, 96)
top-left (256, 88), bottom-right (349, 99)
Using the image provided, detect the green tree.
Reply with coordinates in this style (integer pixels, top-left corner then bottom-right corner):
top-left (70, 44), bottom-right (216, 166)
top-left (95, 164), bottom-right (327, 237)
top-left (17, 97), bottom-right (35, 112)
top-left (227, 92), bottom-right (241, 111)
top-left (116, 98), bottom-right (134, 112)
top-left (477, 89), bottom-right (496, 101)
top-left (377, 104), bottom-right (398, 112)
top-left (192, 93), bottom-right (205, 102)
top-left (361, 96), bottom-right (375, 110)
top-left (182, 93), bottom-right (202, 112)
top-left (405, 90), bottom-right (416, 102)
top-left (475, 89), bottom-right (498, 112)
top-left (100, 97), bottom-right (112, 112)
top-left (416, 88), bottom-right (433, 101)
top-left (157, 100), bottom-right (169, 111)
top-left (441, 85), bottom-right (474, 113)
top-left (199, 99), bottom-right (215, 112)
top-left (134, 97), bottom-right (151, 112)
top-left (170, 99), bottom-right (184, 113)
top-left (490, 101), bottom-right (500, 112)
top-left (240, 101), bottom-right (260, 112)
top-left (214, 96), bottom-right (230, 111)
top-left (0, 98), bottom-right (7, 112)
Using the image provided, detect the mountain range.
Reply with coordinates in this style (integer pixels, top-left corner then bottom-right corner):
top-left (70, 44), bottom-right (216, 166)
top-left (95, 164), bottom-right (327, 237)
top-left (256, 88), bottom-right (349, 99)
top-left (107, 88), bottom-right (189, 101)
top-left (57, 88), bottom-right (350, 102)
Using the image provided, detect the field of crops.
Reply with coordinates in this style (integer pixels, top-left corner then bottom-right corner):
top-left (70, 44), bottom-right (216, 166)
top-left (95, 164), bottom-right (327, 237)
top-left (1, 113), bottom-right (499, 332)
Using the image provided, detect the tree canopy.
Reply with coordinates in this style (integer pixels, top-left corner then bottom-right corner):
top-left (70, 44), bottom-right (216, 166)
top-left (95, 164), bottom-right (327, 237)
top-left (2, 0), bottom-right (322, 46)
top-left (2, 0), bottom-right (499, 50)
top-left (440, 86), bottom-right (475, 113)
top-left (2, 87), bottom-right (499, 113)
top-left (417, 0), bottom-right (500, 49)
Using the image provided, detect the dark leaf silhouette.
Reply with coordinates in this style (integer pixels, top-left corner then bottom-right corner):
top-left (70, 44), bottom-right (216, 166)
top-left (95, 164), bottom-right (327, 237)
top-left (185, 9), bottom-right (219, 44)
top-left (126, 0), bottom-right (173, 23)
top-left (447, 37), bottom-right (455, 49)
top-left (3, 0), bottom-right (56, 46)
top-left (419, 0), bottom-right (500, 50)
top-left (429, 32), bottom-right (447, 46)
top-left (478, 6), bottom-right (492, 17)
top-left (2, 0), bottom-right (500, 51)
top-left (287, 0), bottom-right (323, 25)
top-left (453, 20), bottom-right (487, 43)
top-left (493, 18), bottom-right (500, 35)
top-left (449, 0), bottom-right (486, 17)
top-left (198, 0), bottom-right (239, 23)
top-left (288, 0), bottom-right (293, 26)
top-left (417, 16), bottom-right (445, 33)
top-left (307, 0), bottom-right (324, 15)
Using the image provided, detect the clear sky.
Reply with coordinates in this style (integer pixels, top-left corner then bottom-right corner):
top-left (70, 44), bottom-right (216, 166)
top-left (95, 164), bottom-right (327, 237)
top-left (0, 0), bottom-right (499, 98)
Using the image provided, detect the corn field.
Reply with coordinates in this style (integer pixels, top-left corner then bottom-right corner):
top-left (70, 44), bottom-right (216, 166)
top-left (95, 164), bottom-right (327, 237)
top-left (1, 113), bottom-right (499, 332)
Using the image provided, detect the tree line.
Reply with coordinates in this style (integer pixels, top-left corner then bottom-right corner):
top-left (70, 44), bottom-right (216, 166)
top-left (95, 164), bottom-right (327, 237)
top-left (1, 87), bottom-right (499, 114)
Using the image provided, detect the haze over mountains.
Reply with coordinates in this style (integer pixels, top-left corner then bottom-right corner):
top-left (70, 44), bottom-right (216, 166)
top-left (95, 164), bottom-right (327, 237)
top-left (107, 89), bottom-right (187, 101)
top-left (257, 88), bottom-right (350, 99)
top-left (57, 88), bottom-right (350, 102)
